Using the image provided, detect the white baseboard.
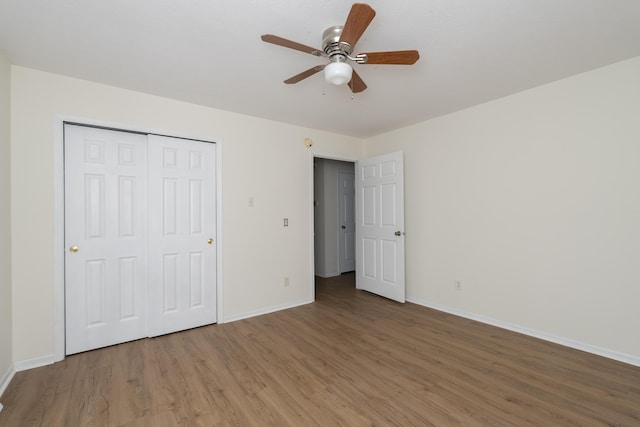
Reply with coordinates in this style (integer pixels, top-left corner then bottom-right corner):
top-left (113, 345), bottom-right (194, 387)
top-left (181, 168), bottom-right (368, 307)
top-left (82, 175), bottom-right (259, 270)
top-left (315, 271), bottom-right (340, 279)
top-left (0, 364), bottom-right (16, 399)
top-left (224, 298), bottom-right (313, 323)
top-left (13, 354), bottom-right (55, 372)
top-left (407, 297), bottom-right (640, 368)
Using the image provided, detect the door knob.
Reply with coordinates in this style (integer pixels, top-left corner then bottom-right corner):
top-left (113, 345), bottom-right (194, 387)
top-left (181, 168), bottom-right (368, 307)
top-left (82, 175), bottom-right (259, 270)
top-left (207, 238), bottom-right (214, 245)
top-left (394, 231), bottom-right (402, 236)
top-left (69, 246), bottom-right (79, 253)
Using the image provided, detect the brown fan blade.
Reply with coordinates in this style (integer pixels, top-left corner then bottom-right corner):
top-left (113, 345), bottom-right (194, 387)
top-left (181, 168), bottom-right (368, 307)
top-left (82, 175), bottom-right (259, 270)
top-left (284, 65), bottom-right (325, 84)
top-left (339, 3), bottom-right (376, 49)
top-left (348, 69), bottom-right (367, 93)
top-left (356, 50), bottom-right (420, 65)
top-left (261, 34), bottom-right (325, 57)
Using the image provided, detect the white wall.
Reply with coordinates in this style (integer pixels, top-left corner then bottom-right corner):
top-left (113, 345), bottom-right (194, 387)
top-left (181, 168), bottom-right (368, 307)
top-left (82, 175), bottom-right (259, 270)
top-left (365, 57), bottom-right (640, 362)
top-left (313, 158), bottom-right (355, 277)
top-left (10, 57), bottom-right (640, 366)
top-left (0, 51), bottom-right (13, 395)
top-left (10, 66), bottom-right (363, 363)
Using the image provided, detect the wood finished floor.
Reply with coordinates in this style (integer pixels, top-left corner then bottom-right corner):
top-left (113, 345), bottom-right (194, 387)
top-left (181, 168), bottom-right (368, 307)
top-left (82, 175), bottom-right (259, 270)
top-left (1, 273), bottom-right (639, 426)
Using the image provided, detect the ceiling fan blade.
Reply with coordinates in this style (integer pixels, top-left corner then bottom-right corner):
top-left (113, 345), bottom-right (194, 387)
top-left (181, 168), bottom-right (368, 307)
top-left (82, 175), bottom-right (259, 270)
top-left (339, 3), bottom-right (376, 49)
top-left (348, 69), bottom-right (367, 93)
top-left (356, 50), bottom-right (420, 65)
top-left (261, 34), bottom-right (325, 57)
top-left (284, 65), bottom-right (326, 84)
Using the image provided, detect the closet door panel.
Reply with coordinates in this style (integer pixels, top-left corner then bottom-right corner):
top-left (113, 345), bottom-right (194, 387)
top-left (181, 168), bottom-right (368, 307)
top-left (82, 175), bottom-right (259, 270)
top-left (65, 124), bottom-right (148, 354)
top-left (147, 135), bottom-right (217, 336)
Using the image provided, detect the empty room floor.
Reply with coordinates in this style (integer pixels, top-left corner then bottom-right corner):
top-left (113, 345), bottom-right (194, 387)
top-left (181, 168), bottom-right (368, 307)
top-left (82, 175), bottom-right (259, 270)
top-left (1, 273), bottom-right (639, 426)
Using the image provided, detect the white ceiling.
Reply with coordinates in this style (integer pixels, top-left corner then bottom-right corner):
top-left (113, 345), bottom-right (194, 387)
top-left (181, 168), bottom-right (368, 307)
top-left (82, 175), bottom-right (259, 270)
top-left (1, 0), bottom-right (639, 138)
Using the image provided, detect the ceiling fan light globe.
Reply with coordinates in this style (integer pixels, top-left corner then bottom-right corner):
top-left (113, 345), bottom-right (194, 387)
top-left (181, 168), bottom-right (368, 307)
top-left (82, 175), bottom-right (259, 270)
top-left (324, 61), bottom-right (353, 86)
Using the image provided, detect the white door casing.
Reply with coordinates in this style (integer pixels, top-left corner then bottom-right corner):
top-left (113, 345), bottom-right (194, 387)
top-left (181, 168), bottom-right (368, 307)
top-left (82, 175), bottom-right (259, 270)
top-left (147, 134), bottom-right (217, 337)
top-left (339, 171), bottom-right (356, 273)
top-left (65, 125), bottom-right (149, 354)
top-left (355, 151), bottom-right (405, 303)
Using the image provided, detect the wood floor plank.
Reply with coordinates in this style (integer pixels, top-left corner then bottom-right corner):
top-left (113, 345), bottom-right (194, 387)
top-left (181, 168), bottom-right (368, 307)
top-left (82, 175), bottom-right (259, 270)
top-left (1, 272), bottom-right (639, 426)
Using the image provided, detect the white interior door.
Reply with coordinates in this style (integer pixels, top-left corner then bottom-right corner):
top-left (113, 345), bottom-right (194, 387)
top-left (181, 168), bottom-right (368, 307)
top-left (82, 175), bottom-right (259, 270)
top-left (355, 151), bottom-right (405, 303)
top-left (147, 134), bottom-right (217, 337)
top-left (339, 171), bottom-right (356, 273)
top-left (65, 124), bottom-right (149, 355)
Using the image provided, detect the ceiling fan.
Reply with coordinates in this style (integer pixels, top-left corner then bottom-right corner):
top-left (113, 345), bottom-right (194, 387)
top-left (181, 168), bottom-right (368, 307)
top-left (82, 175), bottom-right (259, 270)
top-left (261, 3), bottom-right (419, 93)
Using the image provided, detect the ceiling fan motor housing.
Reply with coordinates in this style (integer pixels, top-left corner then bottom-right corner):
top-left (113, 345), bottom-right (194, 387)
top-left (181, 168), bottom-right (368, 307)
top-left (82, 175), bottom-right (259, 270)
top-left (322, 25), bottom-right (353, 61)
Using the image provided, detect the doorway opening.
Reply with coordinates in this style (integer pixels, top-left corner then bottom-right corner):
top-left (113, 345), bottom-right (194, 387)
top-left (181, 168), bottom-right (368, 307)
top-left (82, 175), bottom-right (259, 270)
top-left (310, 151), bottom-right (406, 304)
top-left (313, 157), bottom-right (356, 296)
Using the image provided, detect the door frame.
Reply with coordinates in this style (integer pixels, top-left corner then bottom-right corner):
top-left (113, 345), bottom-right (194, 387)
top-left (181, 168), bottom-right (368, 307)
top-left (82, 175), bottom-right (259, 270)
top-left (53, 116), bottom-right (224, 362)
top-left (308, 151), bottom-right (359, 300)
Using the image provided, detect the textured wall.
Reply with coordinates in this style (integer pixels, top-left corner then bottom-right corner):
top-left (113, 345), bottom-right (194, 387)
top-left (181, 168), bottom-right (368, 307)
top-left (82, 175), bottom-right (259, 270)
top-left (365, 57), bottom-right (640, 363)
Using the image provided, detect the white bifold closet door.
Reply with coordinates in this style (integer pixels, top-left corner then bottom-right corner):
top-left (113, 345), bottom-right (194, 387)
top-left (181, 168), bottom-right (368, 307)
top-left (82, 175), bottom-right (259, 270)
top-left (65, 125), bottom-right (216, 355)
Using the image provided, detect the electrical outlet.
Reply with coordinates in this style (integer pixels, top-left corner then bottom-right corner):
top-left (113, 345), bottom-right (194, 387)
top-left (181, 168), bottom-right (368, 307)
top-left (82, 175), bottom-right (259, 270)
top-left (454, 280), bottom-right (462, 291)
top-left (284, 276), bottom-right (290, 287)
